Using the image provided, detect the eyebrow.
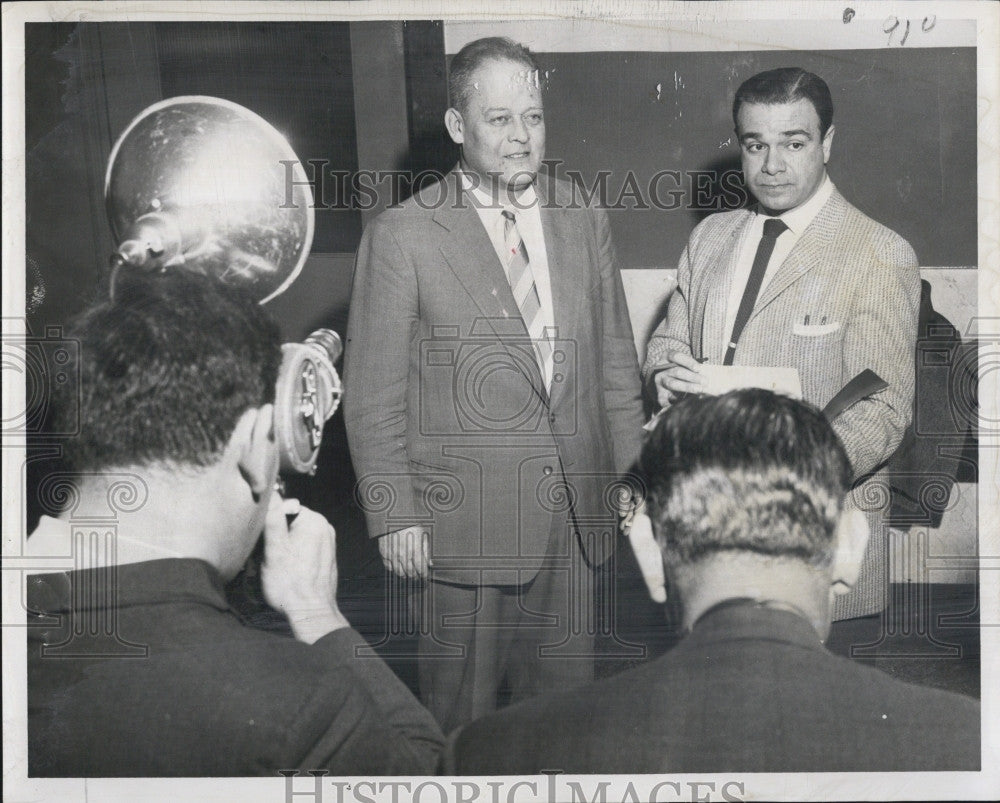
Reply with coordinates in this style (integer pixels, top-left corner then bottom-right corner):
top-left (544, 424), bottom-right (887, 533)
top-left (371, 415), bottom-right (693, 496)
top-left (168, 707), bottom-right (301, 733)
top-left (484, 106), bottom-right (543, 114)
top-left (740, 128), bottom-right (814, 142)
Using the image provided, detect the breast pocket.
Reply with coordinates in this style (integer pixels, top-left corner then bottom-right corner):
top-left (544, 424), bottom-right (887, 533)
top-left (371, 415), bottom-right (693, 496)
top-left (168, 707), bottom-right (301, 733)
top-left (792, 321), bottom-right (842, 337)
top-left (790, 322), bottom-right (846, 404)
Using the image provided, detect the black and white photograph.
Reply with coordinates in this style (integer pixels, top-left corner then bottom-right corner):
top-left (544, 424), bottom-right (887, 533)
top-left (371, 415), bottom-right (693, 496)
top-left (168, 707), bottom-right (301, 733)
top-left (3, 1), bottom-right (998, 801)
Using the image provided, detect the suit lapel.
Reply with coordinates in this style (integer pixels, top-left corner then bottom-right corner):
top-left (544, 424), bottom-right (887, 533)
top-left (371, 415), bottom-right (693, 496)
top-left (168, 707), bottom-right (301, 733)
top-left (696, 214), bottom-right (749, 363)
top-left (750, 190), bottom-right (846, 320)
top-left (538, 181), bottom-right (585, 410)
top-left (433, 171), bottom-right (549, 403)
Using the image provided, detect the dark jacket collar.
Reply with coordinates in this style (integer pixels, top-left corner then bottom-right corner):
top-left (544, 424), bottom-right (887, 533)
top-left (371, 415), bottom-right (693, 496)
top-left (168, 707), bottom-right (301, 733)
top-left (27, 558), bottom-right (230, 616)
top-left (678, 601), bottom-right (827, 655)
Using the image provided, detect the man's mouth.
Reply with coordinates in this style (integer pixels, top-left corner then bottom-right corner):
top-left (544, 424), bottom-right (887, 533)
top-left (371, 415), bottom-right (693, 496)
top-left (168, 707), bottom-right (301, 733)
top-left (504, 152), bottom-right (531, 160)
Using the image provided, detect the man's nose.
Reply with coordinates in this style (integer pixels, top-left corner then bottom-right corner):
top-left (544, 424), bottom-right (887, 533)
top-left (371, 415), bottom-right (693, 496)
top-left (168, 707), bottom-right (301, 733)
top-left (762, 147), bottom-right (785, 174)
top-left (508, 116), bottom-right (529, 143)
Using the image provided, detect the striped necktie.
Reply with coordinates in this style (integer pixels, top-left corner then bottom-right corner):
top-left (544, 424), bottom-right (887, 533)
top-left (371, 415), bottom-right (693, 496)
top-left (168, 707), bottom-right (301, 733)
top-left (501, 210), bottom-right (551, 387)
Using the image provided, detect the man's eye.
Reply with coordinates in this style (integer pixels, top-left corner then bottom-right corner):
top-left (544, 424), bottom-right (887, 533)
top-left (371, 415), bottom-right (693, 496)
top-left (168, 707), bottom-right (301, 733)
top-left (490, 115), bottom-right (510, 126)
top-left (745, 143), bottom-right (763, 153)
top-left (525, 113), bottom-right (543, 125)
top-left (787, 141), bottom-right (805, 151)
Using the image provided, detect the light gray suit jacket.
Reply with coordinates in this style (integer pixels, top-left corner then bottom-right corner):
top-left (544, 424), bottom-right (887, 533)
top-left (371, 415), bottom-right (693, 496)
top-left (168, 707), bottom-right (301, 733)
top-left (643, 187), bottom-right (920, 617)
top-left (345, 170), bottom-right (646, 585)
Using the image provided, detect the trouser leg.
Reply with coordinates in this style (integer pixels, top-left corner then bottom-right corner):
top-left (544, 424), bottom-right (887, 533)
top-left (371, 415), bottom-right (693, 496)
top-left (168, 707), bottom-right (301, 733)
top-left (414, 580), bottom-right (521, 732)
top-left (414, 517), bottom-right (596, 729)
top-left (505, 527), bottom-right (595, 703)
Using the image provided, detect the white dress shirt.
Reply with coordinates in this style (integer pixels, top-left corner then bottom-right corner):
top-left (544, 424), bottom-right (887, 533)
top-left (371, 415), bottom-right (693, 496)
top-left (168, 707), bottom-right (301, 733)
top-left (463, 173), bottom-right (556, 386)
top-left (723, 175), bottom-right (835, 344)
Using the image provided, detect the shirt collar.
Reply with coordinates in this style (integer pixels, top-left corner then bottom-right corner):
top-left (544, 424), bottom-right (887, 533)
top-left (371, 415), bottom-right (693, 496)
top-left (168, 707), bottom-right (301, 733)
top-left (460, 171), bottom-right (537, 213)
top-left (764, 174), bottom-right (834, 236)
top-left (27, 514), bottom-right (187, 565)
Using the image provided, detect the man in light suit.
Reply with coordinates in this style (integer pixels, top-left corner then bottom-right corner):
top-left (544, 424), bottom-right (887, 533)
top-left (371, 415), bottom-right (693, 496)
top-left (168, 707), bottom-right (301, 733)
top-left (344, 37), bottom-right (645, 731)
top-left (446, 391), bottom-right (980, 773)
top-left (643, 67), bottom-right (920, 626)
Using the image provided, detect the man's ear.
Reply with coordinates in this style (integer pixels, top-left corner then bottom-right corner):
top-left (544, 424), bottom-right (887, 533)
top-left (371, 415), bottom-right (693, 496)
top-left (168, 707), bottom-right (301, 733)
top-left (444, 107), bottom-right (465, 145)
top-left (830, 507), bottom-right (868, 596)
top-left (628, 511), bottom-right (667, 604)
top-left (235, 404), bottom-right (276, 501)
top-left (822, 123), bottom-right (835, 164)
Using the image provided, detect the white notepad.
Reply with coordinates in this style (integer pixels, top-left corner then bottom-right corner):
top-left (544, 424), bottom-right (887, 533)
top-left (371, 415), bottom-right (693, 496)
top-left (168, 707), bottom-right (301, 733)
top-left (699, 364), bottom-right (802, 399)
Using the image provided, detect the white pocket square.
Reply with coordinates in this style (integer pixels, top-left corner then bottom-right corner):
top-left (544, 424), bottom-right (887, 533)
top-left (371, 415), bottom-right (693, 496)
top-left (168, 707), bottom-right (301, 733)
top-left (792, 321), bottom-right (841, 337)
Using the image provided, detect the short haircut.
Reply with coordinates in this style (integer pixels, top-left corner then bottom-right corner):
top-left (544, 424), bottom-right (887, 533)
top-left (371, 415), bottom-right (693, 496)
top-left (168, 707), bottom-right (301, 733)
top-left (640, 390), bottom-right (851, 569)
top-left (448, 36), bottom-right (540, 115)
top-left (55, 269), bottom-right (282, 472)
top-left (733, 67), bottom-right (834, 138)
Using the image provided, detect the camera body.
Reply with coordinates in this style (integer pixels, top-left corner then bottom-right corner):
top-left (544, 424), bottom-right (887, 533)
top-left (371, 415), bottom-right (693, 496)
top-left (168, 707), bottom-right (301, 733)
top-left (274, 329), bottom-right (343, 475)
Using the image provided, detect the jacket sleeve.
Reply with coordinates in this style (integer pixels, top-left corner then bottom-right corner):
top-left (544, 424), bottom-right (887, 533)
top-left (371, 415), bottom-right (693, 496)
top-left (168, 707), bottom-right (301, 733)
top-left (294, 628), bottom-right (444, 775)
top-left (833, 233), bottom-right (920, 479)
top-left (593, 204), bottom-right (646, 473)
top-left (343, 214), bottom-right (422, 538)
top-left (640, 229), bottom-right (698, 401)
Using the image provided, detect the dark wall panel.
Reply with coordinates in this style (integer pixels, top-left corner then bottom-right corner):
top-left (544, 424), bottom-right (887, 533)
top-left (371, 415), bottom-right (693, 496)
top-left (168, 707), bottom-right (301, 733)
top-left (534, 47), bottom-right (976, 269)
top-left (156, 22), bottom-right (362, 254)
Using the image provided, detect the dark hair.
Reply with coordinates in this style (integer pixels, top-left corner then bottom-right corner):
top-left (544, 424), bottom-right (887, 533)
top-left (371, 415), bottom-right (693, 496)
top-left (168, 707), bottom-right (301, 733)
top-left (55, 270), bottom-right (282, 472)
top-left (448, 36), bottom-right (541, 114)
top-left (733, 67), bottom-right (834, 138)
top-left (639, 390), bottom-right (851, 568)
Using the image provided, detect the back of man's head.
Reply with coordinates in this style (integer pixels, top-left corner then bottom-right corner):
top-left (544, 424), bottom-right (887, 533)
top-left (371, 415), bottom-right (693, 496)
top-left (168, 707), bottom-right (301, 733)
top-left (733, 67), bottom-right (834, 137)
top-left (56, 269), bottom-right (282, 473)
top-left (448, 36), bottom-right (540, 114)
top-left (640, 389), bottom-right (851, 572)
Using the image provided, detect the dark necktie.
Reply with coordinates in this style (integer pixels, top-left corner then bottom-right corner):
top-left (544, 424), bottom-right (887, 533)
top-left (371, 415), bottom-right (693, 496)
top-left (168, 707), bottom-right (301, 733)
top-left (723, 217), bottom-right (788, 366)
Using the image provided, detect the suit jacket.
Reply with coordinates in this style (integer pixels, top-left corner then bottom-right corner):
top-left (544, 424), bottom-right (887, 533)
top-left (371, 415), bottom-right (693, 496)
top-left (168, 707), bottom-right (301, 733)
top-left (643, 187), bottom-right (919, 480)
top-left (642, 188), bottom-right (920, 618)
top-left (345, 170), bottom-right (646, 584)
top-left (27, 558), bottom-right (443, 776)
top-left (445, 604), bottom-right (980, 773)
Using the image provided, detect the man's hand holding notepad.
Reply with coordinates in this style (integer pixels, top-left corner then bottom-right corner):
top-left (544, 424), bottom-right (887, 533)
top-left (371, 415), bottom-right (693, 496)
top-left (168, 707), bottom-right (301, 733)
top-left (647, 351), bottom-right (802, 431)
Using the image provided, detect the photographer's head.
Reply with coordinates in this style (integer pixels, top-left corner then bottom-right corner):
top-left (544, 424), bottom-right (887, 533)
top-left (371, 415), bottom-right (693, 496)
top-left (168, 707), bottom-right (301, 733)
top-left (54, 269), bottom-right (283, 576)
top-left (60, 270), bottom-right (281, 471)
top-left (638, 390), bottom-right (868, 639)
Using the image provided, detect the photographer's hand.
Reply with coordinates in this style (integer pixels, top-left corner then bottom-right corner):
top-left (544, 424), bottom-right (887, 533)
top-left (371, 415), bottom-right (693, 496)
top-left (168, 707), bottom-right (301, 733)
top-left (379, 526), bottom-right (430, 580)
top-left (262, 495), bottom-right (350, 643)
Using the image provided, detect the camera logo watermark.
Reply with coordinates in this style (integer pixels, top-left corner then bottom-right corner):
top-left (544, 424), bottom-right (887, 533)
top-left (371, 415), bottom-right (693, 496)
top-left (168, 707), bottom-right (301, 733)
top-left (2, 322), bottom-right (79, 436)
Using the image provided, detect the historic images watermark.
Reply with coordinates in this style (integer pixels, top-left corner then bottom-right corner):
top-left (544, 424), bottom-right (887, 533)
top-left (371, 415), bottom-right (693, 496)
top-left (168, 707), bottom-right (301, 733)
top-left (280, 770), bottom-right (748, 803)
top-left (280, 160), bottom-right (750, 213)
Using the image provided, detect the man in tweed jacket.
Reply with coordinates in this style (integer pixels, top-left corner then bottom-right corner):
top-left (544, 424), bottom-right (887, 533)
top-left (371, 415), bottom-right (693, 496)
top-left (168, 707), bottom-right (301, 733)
top-left (642, 68), bottom-right (920, 624)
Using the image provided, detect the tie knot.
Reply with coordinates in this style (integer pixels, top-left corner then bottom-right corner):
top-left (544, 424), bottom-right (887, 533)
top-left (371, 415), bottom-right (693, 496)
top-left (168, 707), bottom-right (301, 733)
top-left (763, 217), bottom-right (787, 238)
top-left (501, 209), bottom-right (516, 224)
